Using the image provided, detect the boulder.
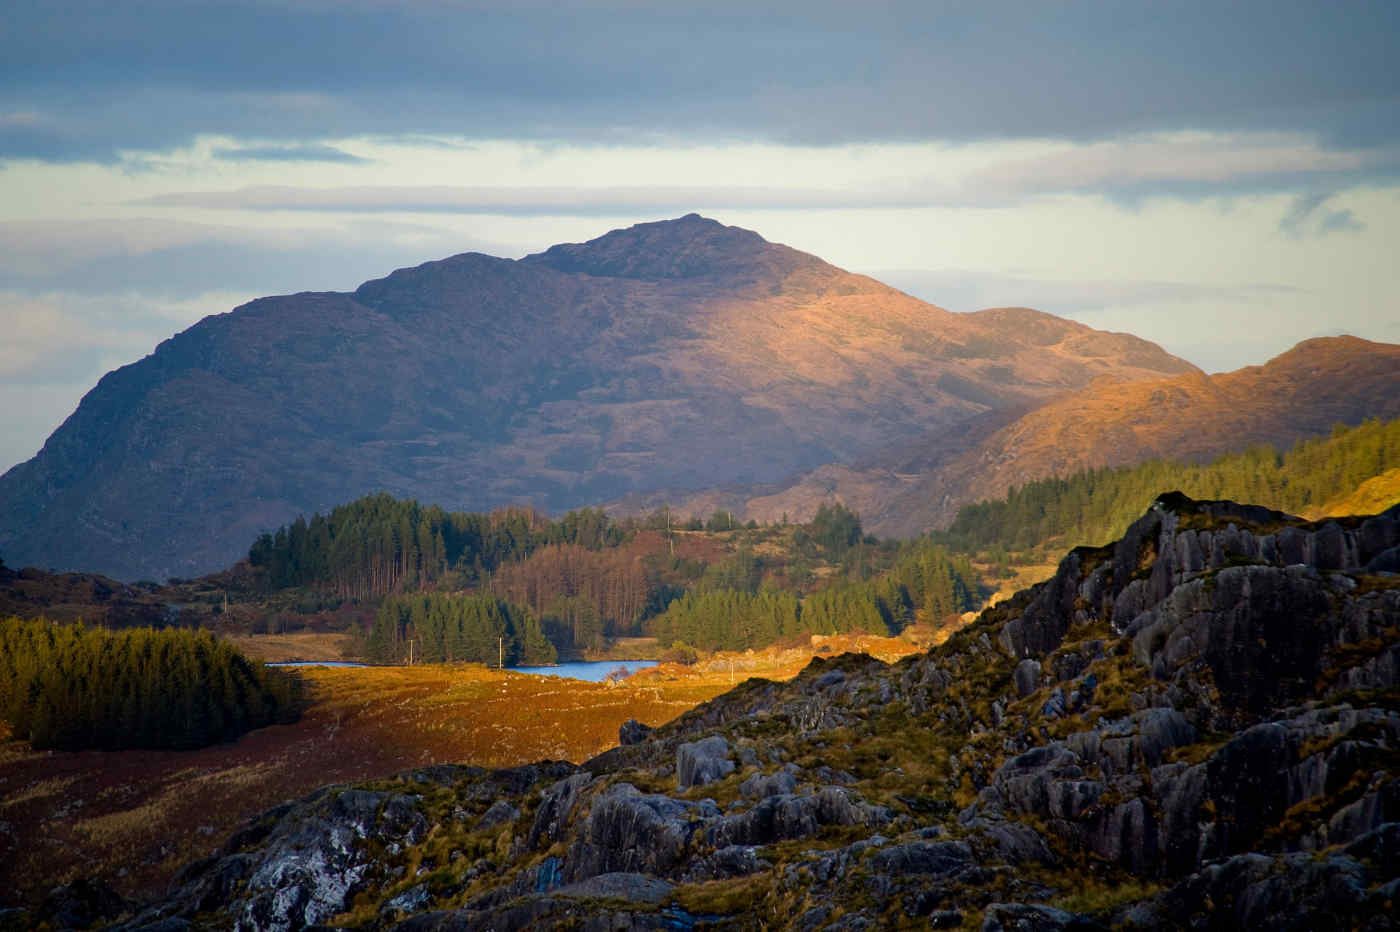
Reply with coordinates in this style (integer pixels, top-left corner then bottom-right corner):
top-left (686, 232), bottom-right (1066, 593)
top-left (566, 784), bottom-right (719, 881)
top-left (981, 903), bottom-right (1108, 931)
top-left (706, 787), bottom-right (887, 848)
top-left (870, 840), bottom-right (974, 876)
top-left (526, 773), bottom-right (594, 849)
top-left (676, 735), bottom-right (735, 789)
top-left (476, 800), bottom-right (520, 832)
top-left (739, 767), bottom-right (798, 799)
top-left (618, 719), bottom-right (653, 746)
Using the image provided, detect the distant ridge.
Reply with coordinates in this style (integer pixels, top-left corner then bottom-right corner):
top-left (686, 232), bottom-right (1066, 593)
top-left (0, 215), bottom-right (1192, 580)
top-left (658, 334), bottom-right (1400, 537)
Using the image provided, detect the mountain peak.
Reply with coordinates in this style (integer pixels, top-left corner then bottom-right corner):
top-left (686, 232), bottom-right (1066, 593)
top-left (521, 214), bottom-right (823, 281)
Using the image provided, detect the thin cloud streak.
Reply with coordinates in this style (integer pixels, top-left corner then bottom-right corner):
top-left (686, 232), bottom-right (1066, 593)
top-left (211, 144), bottom-right (371, 164)
top-left (129, 132), bottom-right (1400, 215)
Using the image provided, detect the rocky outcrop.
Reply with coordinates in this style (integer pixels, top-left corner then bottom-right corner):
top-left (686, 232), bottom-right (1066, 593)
top-left (125, 788), bottom-right (428, 932)
top-left (675, 735), bottom-right (734, 789)
top-left (119, 496), bottom-right (1399, 930)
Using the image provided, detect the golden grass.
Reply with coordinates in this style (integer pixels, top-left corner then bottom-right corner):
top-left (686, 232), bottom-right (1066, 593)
top-left (225, 631), bottom-right (360, 663)
top-left (1, 775), bottom-right (80, 809)
top-left (1306, 467), bottom-right (1400, 520)
top-left (1, 642), bottom-right (870, 908)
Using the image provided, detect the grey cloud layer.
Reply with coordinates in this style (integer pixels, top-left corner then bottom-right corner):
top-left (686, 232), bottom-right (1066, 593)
top-left (4, 0), bottom-right (1398, 161)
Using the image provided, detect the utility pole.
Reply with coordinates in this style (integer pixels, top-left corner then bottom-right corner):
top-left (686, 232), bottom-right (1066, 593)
top-left (666, 506), bottom-right (674, 555)
top-left (499, 636), bottom-right (504, 670)
top-left (408, 639), bottom-right (414, 665)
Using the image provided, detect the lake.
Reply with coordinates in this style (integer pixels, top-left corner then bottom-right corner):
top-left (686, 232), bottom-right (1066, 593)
top-left (512, 660), bottom-right (658, 682)
top-left (268, 659), bottom-right (658, 681)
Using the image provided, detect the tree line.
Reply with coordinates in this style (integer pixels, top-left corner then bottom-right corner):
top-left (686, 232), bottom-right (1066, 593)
top-left (490, 543), bottom-right (650, 646)
top-left (249, 490), bottom-right (985, 658)
top-left (0, 617), bottom-right (301, 751)
top-left (645, 540), bottom-right (977, 651)
top-left (248, 494), bottom-right (622, 598)
top-left (365, 592), bottom-right (556, 666)
top-left (939, 416), bottom-right (1400, 555)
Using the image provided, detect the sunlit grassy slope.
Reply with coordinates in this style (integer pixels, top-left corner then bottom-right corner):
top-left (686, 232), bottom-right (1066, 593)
top-left (1307, 466), bottom-right (1400, 519)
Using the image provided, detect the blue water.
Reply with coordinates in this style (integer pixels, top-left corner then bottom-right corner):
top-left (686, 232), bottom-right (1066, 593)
top-left (267, 659), bottom-right (658, 680)
top-left (512, 660), bottom-right (658, 682)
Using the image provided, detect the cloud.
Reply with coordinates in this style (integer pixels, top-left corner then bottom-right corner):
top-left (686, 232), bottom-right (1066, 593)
top-left (1279, 191), bottom-right (1370, 237)
top-left (0, 217), bottom-right (516, 298)
top-left (2, 0), bottom-right (1398, 161)
top-left (1318, 209), bottom-right (1366, 234)
top-left (126, 132), bottom-right (1400, 215)
top-left (211, 143), bottom-right (370, 164)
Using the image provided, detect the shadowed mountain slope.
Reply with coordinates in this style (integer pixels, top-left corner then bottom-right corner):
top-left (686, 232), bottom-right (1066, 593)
top-left (0, 215), bottom-right (1191, 580)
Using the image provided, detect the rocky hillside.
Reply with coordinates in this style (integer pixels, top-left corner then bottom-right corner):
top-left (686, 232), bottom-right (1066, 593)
top-left (81, 494), bottom-right (1398, 930)
top-left (672, 335), bottom-right (1400, 537)
top-left (0, 217), bottom-right (1193, 582)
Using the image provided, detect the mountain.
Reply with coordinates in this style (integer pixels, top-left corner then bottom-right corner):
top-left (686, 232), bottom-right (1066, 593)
top-left (658, 335), bottom-right (1400, 537)
top-left (105, 495), bottom-right (1400, 929)
top-left (0, 215), bottom-right (1193, 581)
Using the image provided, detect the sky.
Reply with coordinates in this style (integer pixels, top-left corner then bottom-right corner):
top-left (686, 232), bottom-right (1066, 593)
top-left (2, 0), bottom-right (1399, 474)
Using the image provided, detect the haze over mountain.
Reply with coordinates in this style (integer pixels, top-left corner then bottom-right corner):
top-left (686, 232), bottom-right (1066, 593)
top-left (0, 215), bottom-right (1194, 581)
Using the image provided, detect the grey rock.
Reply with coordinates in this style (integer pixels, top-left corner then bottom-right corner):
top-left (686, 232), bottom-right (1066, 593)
top-left (870, 840), bottom-right (973, 876)
top-left (554, 872), bottom-right (674, 904)
top-left (706, 787), bottom-right (886, 848)
top-left (526, 773), bottom-right (594, 849)
top-left (676, 735), bottom-right (735, 789)
top-left (382, 884), bottom-right (431, 916)
top-left (682, 845), bottom-right (768, 882)
top-left (739, 768), bottom-right (797, 799)
top-left (981, 902), bottom-right (1108, 931)
top-left (475, 800), bottom-right (520, 832)
top-left (1014, 659), bottom-right (1042, 698)
top-left (617, 719), bottom-right (653, 747)
top-left (1150, 851), bottom-right (1381, 931)
top-left (566, 784), bottom-right (719, 881)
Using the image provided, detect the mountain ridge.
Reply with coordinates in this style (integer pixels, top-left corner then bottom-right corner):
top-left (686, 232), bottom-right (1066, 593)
top-left (640, 334), bottom-right (1400, 537)
top-left (0, 215), bottom-right (1194, 581)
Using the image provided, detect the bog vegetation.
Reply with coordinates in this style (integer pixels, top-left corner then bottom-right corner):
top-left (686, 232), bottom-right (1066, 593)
top-left (0, 617), bottom-right (301, 751)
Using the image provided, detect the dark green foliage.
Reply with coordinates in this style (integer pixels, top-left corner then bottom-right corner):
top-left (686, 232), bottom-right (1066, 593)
top-left (646, 541), bottom-right (977, 650)
top-left (941, 417), bottom-right (1400, 554)
top-left (885, 540), bottom-right (977, 621)
top-left (646, 589), bottom-right (802, 651)
top-left (366, 593), bottom-right (556, 666)
top-left (248, 494), bottom-right (624, 598)
top-left (797, 502), bottom-right (864, 557)
top-left (0, 617), bottom-right (301, 751)
top-left (705, 510), bottom-right (737, 532)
